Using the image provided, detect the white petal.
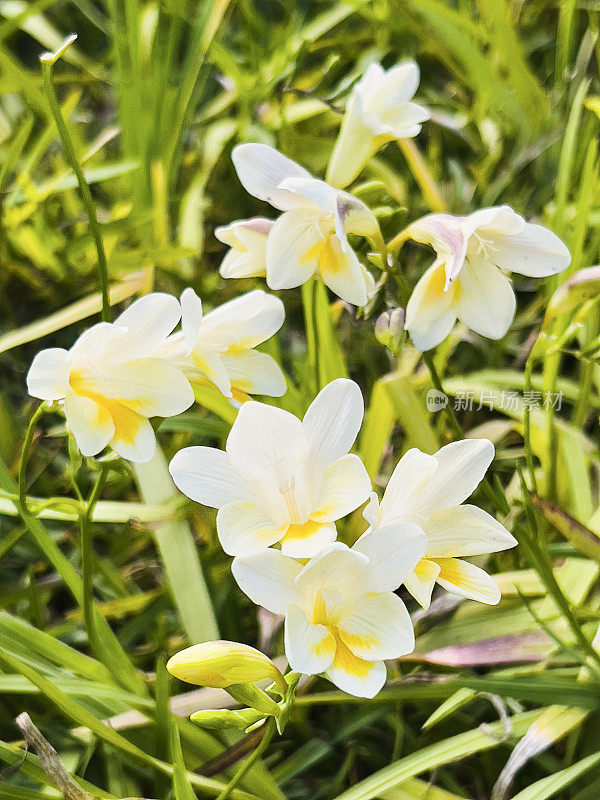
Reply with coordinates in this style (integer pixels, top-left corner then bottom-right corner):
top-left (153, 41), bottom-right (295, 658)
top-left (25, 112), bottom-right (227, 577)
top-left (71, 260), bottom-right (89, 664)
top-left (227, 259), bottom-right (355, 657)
top-left (169, 446), bottom-right (254, 508)
top-left (94, 359), bottom-right (194, 417)
top-left (385, 102), bottom-right (430, 137)
top-left (464, 205), bottom-right (525, 238)
top-left (180, 288), bottom-right (203, 350)
top-left (232, 143), bottom-right (311, 211)
top-left (226, 400), bottom-right (307, 481)
top-left (408, 214), bottom-right (469, 288)
top-left (352, 522), bottom-right (427, 591)
top-left (404, 262), bottom-right (457, 351)
top-left (278, 176), bottom-right (339, 214)
top-left (69, 322), bottom-right (126, 362)
top-left (491, 222), bottom-right (571, 277)
top-left (338, 592), bottom-right (414, 660)
top-left (221, 350), bottom-right (286, 397)
top-left (217, 501), bottom-right (288, 556)
top-left (423, 505), bottom-right (517, 557)
top-left (265, 209), bottom-right (322, 290)
top-left (419, 439), bottom-right (494, 514)
top-left (313, 454), bottom-right (371, 522)
top-left (113, 293), bottom-right (181, 358)
top-left (326, 651), bottom-right (386, 698)
top-left (231, 550), bottom-right (302, 614)
top-left (188, 346), bottom-right (232, 397)
top-left (284, 604), bottom-right (336, 674)
top-left (110, 408), bottom-right (156, 463)
top-left (27, 348), bottom-right (70, 400)
top-left (336, 193), bottom-right (380, 239)
top-left (403, 559), bottom-right (441, 609)
top-left (216, 218), bottom-right (272, 279)
top-left (363, 492), bottom-right (381, 528)
top-left (369, 61), bottom-right (420, 105)
top-left (379, 448), bottom-right (438, 524)
top-left (199, 290), bottom-right (285, 353)
top-left (64, 392), bottom-right (114, 457)
top-left (303, 378), bottom-right (364, 468)
top-left (434, 557), bottom-right (501, 604)
top-left (455, 255), bottom-right (516, 340)
top-left (215, 217), bottom-right (274, 247)
top-left (318, 237), bottom-right (372, 306)
top-left (296, 542), bottom-right (368, 599)
top-left (280, 520), bottom-right (337, 559)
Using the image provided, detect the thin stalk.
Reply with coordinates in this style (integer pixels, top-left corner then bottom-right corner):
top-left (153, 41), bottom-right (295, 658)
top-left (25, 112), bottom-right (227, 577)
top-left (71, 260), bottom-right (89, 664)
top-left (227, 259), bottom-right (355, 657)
top-left (79, 465), bottom-right (109, 654)
top-left (516, 466), bottom-right (600, 677)
top-left (40, 43), bottom-right (110, 322)
top-left (523, 355), bottom-right (538, 495)
top-left (18, 404), bottom-right (46, 514)
top-left (397, 139), bottom-right (447, 213)
top-left (301, 279), bottom-right (318, 394)
top-left (386, 226), bottom-right (411, 256)
top-left (215, 717), bottom-right (276, 800)
top-left (422, 352), bottom-right (508, 516)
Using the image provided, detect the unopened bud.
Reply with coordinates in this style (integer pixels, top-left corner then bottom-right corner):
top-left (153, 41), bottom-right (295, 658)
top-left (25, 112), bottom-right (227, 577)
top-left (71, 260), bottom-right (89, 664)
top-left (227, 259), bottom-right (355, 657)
top-left (375, 307), bottom-right (406, 355)
top-left (190, 708), bottom-right (263, 731)
top-left (166, 640), bottom-right (287, 692)
top-left (545, 266), bottom-right (600, 326)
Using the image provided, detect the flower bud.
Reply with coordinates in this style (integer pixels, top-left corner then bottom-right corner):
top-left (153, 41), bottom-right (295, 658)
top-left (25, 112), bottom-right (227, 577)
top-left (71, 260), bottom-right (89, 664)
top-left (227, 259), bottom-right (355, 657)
top-left (544, 266), bottom-right (600, 326)
top-left (374, 307), bottom-right (406, 355)
top-left (190, 708), bottom-right (263, 731)
top-left (166, 640), bottom-right (287, 692)
top-left (326, 62), bottom-right (429, 189)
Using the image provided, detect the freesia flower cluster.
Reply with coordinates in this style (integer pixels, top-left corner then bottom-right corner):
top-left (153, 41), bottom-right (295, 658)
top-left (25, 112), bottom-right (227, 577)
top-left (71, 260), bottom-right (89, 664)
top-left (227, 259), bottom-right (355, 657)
top-left (25, 58), bottom-right (571, 701)
top-left (27, 289), bottom-right (285, 462)
top-left (170, 379), bottom-right (517, 697)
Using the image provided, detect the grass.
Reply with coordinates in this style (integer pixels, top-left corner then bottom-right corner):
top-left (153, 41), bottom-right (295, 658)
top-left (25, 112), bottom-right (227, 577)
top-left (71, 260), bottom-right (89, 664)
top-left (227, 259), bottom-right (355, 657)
top-left (0, 1), bottom-right (600, 799)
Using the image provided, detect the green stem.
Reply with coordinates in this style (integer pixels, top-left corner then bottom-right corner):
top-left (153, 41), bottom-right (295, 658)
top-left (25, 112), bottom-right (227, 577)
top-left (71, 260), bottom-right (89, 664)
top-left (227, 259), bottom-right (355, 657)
top-left (40, 48), bottom-right (110, 322)
top-left (215, 717), bottom-right (277, 800)
top-left (18, 404), bottom-right (46, 514)
top-left (516, 467), bottom-right (600, 677)
top-left (386, 226), bottom-right (412, 256)
top-left (79, 464), bottom-right (109, 653)
top-left (301, 279), bottom-right (318, 394)
top-left (523, 355), bottom-right (539, 496)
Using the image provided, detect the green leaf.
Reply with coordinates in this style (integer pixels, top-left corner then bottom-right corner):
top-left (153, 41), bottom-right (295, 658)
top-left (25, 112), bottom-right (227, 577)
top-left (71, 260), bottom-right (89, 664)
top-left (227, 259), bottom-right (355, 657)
top-left (133, 447), bottom-right (219, 644)
top-left (531, 496), bottom-right (600, 562)
top-left (331, 710), bottom-right (543, 800)
top-left (510, 752), bottom-right (600, 800)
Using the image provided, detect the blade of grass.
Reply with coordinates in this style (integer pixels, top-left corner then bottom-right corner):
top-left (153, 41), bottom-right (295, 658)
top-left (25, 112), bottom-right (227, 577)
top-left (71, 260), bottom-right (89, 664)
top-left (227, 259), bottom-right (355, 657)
top-left (133, 447), bottom-right (219, 644)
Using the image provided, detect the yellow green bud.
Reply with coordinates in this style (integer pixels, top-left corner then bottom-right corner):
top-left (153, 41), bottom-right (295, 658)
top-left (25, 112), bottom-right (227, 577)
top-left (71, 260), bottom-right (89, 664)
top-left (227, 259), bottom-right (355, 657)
top-left (375, 307), bottom-right (406, 355)
top-left (166, 640), bottom-right (287, 692)
top-left (190, 708), bottom-right (263, 731)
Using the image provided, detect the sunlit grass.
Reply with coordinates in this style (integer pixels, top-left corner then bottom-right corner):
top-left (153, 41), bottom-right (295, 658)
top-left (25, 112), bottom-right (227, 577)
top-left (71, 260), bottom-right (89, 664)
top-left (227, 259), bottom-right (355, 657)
top-left (0, 2), bottom-right (599, 800)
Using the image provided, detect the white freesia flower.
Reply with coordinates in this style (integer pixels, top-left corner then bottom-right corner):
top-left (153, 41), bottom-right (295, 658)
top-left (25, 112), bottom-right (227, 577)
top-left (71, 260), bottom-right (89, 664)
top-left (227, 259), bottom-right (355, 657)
top-left (169, 378), bottom-right (371, 558)
top-left (27, 294), bottom-right (194, 462)
top-left (156, 288), bottom-right (286, 402)
top-left (232, 524), bottom-right (426, 697)
top-left (327, 61), bottom-right (430, 189)
top-left (232, 143), bottom-right (380, 306)
top-left (363, 439), bottom-right (517, 609)
top-left (404, 206), bottom-right (571, 350)
top-left (215, 218), bottom-right (273, 279)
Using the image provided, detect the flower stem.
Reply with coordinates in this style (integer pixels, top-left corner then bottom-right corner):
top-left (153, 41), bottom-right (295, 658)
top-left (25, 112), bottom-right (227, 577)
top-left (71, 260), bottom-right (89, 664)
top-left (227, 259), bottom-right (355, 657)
top-left (79, 464), bottom-right (109, 657)
top-left (18, 404), bottom-right (46, 514)
top-left (422, 352), bottom-right (508, 516)
top-left (215, 717), bottom-right (276, 800)
top-left (397, 139), bottom-right (447, 214)
top-left (523, 355), bottom-right (539, 496)
top-left (40, 46), bottom-right (110, 322)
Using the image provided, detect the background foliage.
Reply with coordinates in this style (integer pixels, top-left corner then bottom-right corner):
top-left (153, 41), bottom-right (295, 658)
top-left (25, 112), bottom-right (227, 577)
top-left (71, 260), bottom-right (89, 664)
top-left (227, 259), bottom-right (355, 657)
top-left (1, 1), bottom-right (600, 799)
